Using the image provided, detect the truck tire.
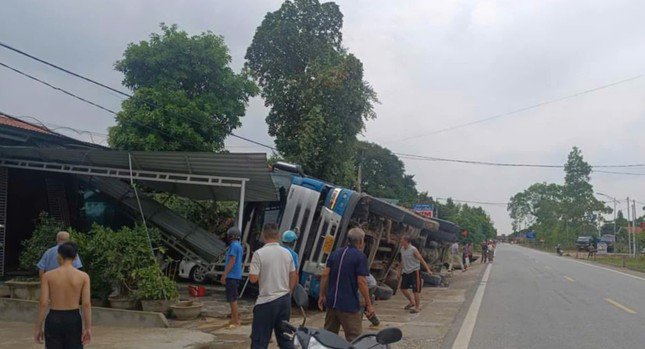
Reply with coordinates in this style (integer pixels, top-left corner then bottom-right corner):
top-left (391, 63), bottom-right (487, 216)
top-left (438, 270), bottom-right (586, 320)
top-left (421, 272), bottom-right (442, 287)
top-left (374, 285), bottom-right (394, 300)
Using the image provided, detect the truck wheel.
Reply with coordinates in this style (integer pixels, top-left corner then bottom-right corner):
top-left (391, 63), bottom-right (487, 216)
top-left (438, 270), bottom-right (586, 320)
top-left (374, 285), bottom-right (394, 300)
top-left (189, 265), bottom-right (207, 283)
top-left (421, 272), bottom-right (442, 287)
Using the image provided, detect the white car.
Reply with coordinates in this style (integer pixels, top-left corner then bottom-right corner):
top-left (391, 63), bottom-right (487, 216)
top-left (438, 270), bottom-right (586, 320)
top-left (178, 259), bottom-right (209, 283)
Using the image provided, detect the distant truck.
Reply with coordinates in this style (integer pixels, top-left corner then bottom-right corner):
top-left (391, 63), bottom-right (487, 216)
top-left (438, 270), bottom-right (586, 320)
top-left (576, 236), bottom-right (594, 251)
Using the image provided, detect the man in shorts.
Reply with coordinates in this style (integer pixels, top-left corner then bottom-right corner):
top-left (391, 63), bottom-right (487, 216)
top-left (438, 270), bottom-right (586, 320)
top-left (398, 235), bottom-right (433, 313)
top-left (220, 227), bottom-right (244, 328)
top-left (35, 241), bottom-right (91, 348)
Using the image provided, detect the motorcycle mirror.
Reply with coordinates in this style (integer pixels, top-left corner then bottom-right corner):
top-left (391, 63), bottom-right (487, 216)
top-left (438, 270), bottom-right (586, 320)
top-left (292, 284), bottom-right (308, 308)
top-left (376, 327), bottom-right (403, 344)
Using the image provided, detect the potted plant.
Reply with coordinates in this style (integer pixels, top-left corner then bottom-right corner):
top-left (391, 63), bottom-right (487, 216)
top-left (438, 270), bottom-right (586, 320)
top-left (11, 213), bottom-right (65, 300)
top-left (5, 276), bottom-right (41, 300)
top-left (133, 265), bottom-right (179, 314)
top-left (19, 212), bottom-right (64, 272)
top-left (170, 300), bottom-right (204, 321)
top-left (71, 226), bottom-right (114, 307)
top-left (95, 224), bottom-right (161, 310)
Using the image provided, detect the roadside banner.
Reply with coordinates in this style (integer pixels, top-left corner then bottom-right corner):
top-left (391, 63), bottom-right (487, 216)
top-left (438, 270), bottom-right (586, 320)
top-left (413, 203), bottom-right (434, 218)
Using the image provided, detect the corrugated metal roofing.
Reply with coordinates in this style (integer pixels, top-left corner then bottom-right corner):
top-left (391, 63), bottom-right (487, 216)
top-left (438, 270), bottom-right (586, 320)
top-left (0, 146), bottom-right (278, 202)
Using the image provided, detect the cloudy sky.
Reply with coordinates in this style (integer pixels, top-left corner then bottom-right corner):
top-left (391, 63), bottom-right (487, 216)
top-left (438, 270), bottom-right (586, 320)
top-left (1, 0), bottom-right (644, 234)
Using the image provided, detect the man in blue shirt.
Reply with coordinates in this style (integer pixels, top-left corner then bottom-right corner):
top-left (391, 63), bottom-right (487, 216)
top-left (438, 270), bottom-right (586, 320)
top-left (37, 231), bottom-right (82, 277)
top-left (220, 227), bottom-right (244, 327)
top-left (318, 228), bottom-right (375, 342)
top-left (281, 230), bottom-right (299, 270)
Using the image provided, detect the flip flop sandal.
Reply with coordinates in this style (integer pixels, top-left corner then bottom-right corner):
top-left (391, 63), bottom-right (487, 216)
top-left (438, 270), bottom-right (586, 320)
top-left (404, 303), bottom-right (415, 310)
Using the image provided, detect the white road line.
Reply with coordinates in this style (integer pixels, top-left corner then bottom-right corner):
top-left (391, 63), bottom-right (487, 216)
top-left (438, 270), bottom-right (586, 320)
top-left (518, 245), bottom-right (645, 282)
top-left (568, 259), bottom-right (645, 282)
top-left (564, 276), bottom-right (575, 282)
top-left (451, 263), bottom-right (492, 349)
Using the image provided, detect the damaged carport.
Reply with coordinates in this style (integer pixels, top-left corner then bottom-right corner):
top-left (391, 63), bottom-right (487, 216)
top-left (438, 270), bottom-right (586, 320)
top-left (0, 147), bottom-right (277, 267)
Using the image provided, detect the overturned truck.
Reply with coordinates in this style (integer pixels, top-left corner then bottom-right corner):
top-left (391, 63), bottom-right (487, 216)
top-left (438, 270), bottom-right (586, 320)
top-left (262, 168), bottom-right (460, 299)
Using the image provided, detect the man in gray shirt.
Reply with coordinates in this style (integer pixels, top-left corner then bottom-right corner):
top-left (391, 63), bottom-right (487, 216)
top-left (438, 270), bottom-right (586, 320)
top-left (398, 235), bottom-right (433, 313)
top-left (249, 223), bottom-right (297, 349)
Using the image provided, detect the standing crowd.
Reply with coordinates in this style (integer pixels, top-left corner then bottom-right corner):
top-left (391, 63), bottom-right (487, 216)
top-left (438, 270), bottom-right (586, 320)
top-left (480, 239), bottom-right (497, 263)
top-left (32, 224), bottom-right (496, 349)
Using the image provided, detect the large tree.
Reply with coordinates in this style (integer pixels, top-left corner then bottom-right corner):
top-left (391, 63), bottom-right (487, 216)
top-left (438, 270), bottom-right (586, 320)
top-left (560, 147), bottom-right (610, 235)
top-left (507, 147), bottom-right (610, 244)
top-left (109, 24), bottom-right (258, 151)
top-left (245, 0), bottom-right (377, 184)
top-left (508, 182), bottom-right (563, 232)
top-left (356, 141), bottom-right (417, 204)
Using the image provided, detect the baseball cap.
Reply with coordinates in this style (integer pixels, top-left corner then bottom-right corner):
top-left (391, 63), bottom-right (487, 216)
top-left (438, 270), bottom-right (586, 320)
top-left (282, 230), bottom-right (298, 243)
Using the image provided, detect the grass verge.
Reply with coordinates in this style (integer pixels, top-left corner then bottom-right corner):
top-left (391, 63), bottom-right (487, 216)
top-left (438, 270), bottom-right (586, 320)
top-left (593, 255), bottom-right (645, 273)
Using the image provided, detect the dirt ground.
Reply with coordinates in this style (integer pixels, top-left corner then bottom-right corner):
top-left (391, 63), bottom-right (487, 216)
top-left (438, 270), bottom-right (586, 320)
top-left (0, 262), bottom-right (487, 349)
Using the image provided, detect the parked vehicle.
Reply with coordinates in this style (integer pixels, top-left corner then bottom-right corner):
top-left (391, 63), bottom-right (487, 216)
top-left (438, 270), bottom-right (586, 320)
top-left (282, 285), bottom-right (402, 349)
top-left (600, 234), bottom-right (615, 253)
top-left (576, 236), bottom-right (594, 251)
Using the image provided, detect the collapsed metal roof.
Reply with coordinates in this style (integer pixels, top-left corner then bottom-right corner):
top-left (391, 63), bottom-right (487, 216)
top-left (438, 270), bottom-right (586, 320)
top-left (0, 146), bottom-right (278, 202)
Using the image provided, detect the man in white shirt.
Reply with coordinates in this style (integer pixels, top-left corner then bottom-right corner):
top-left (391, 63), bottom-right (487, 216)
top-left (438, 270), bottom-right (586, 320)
top-left (249, 223), bottom-right (297, 349)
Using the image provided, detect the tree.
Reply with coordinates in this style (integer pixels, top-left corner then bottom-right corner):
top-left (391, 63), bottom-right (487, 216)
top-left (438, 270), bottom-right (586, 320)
top-left (109, 24), bottom-right (258, 151)
top-left (416, 196), bottom-right (497, 243)
top-left (245, 0), bottom-right (377, 184)
top-left (507, 182), bottom-right (562, 232)
top-left (560, 147), bottom-right (610, 236)
top-left (356, 141), bottom-right (417, 204)
top-left (507, 147), bottom-right (610, 245)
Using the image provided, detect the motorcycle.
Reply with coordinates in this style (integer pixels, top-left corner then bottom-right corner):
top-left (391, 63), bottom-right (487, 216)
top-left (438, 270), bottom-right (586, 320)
top-left (556, 245), bottom-right (563, 256)
top-left (283, 285), bottom-right (402, 349)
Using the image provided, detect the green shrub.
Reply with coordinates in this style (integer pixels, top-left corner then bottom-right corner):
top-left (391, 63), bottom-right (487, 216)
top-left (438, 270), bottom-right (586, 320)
top-left (133, 265), bottom-right (179, 300)
top-left (19, 212), bottom-right (64, 271)
top-left (101, 224), bottom-right (160, 296)
top-left (71, 225), bottom-right (114, 300)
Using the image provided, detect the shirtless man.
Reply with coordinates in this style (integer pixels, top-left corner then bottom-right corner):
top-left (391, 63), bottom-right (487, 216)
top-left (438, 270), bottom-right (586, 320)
top-left (34, 241), bottom-right (92, 348)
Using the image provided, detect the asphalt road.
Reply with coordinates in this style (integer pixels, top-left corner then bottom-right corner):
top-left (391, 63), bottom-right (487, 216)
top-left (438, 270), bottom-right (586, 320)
top-left (464, 244), bottom-right (645, 349)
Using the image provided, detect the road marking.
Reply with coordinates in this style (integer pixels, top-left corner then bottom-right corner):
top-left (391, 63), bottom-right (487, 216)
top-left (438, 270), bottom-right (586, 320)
top-left (451, 263), bottom-right (492, 349)
top-left (564, 276), bottom-right (575, 282)
top-left (569, 259), bottom-right (645, 282)
top-left (518, 245), bottom-right (645, 282)
top-left (605, 298), bottom-right (637, 314)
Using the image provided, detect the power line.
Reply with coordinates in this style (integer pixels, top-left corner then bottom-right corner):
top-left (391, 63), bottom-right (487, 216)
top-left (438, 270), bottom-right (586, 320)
top-left (434, 197), bottom-right (509, 206)
top-left (396, 152), bottom-right (645, 169)
top-left (0, 41), bottom-right (130, 98)
top-left (4, 56), bottom-right (641, 173)
top-left (0, 61), bottom-right (210, 150)
top-left (0, 42), bottom-right (639, 168)
top-left (395, 74), bottom-right (644, 142)
top-left (0, 62), bottom-right (119, 115)
top-left (593, 170), bottom-right (645, 176)
top-left (0, 41), bottom-right (277, 152)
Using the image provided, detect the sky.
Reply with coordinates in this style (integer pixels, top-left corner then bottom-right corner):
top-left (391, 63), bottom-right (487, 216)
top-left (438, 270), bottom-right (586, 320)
top-left (1, 0), bottom-right (644, 235)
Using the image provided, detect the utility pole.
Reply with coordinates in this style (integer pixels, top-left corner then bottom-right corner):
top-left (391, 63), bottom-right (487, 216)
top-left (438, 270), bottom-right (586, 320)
top-left (633, 199), bottom-right (638, 255)
top-left (627, 197), bottom-right (631, 255)
top-left (356, 151), bottom-right (362, 193)
top-left (612, 199), bottom-right (617, 235)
